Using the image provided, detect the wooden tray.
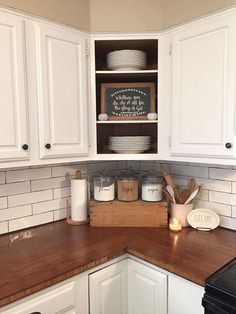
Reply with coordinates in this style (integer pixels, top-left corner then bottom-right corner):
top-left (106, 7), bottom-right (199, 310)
top-left (89, 200), bottom-right (168, 227)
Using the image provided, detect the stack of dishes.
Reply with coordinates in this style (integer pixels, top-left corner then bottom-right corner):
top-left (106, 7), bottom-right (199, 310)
top-left (109, 136), bottom-right (151, 154)
top-left (106, 50), bottom-right (146, 71)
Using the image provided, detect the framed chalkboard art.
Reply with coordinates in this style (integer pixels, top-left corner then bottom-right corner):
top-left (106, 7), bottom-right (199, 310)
top-left (100, 82), bottom-right (156, 120)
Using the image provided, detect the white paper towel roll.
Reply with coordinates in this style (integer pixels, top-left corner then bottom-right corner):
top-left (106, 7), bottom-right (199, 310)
top-left (71, 178), bottom-right (88, 221)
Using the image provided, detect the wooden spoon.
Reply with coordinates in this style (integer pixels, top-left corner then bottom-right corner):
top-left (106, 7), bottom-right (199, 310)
top-left (166, 185), bottom-right (176, 203)
top-left (184, 186), bottom-right (201, 204)
top-left (160, 165), bottom-right (176, 190)
top-left (163, 189), bottom-right (175, 203)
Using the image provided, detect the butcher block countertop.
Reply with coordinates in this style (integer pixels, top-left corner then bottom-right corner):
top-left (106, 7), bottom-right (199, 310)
top-left (1, 220), bottom-right (236, 307)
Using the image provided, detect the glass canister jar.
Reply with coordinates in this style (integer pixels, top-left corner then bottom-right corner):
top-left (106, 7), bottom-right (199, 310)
top-left (141, 175), bottom-right (162, 202)
top-left (94, 176), bottom-right (115, 201)
top-left (117, 175), bottom-right (139, 202)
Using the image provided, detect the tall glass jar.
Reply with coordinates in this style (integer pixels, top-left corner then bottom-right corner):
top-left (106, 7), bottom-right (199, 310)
top-left (141, 175), bottom-right (162, 202)
top-left (94, 176), bottom-right (115, 201)
top-left (117, 175), bottom-right (139, 202)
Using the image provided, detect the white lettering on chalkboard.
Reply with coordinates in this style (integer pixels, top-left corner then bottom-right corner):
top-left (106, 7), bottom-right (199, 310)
top-left (109, 88), bottom-right (148, 117)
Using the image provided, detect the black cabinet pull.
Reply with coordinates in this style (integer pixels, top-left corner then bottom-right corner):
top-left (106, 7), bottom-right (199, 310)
top-left (29, 312), bottom-right (41, 314)
top-left (45, 143), bottom-right (51, 149)
top-left (22, 144), bottom-right (29, 150)
top-left (225, 142), bottom-right (232, 149)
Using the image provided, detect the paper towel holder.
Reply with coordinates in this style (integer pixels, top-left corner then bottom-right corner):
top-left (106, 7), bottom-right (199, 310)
top-left (66, 170), bottom-right (89, 226)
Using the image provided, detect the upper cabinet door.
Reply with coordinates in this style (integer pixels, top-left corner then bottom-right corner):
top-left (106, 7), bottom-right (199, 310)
top-left (35, 22), bottom-right (88, 159)
top-left (171, 14), bottom-right (236, 158)
top-left (0, 12), bottom-right (29, 161)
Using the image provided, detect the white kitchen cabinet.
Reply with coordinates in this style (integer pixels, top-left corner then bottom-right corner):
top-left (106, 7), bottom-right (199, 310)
top-left (89, 259), bottom-right (128, 314)
top-left (34, 21), bottom-right (89, 159)
top-left (171, 12), bottom-right (236, 159)
top-left (89, 258), bottom-right (167, 314)
top-left (0, 281), bottom-right (76, 314)
top-left (0, 11), bottom-right (30, 162)
top-left (128, 259), bottom-right (167, 314)
top-left (168, 274), bottom-right (204, 314)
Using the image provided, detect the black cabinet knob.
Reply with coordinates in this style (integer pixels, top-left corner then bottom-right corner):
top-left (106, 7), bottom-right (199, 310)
top-left (225, 143), bottom-right (232, 149)
top-left (45, 143), bottom-right (51, 149)
top-left (22, 144), bottom-right (29, 150)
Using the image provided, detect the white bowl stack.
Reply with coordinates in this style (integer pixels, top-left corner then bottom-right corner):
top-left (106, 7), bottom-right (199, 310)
top-left (109, 136), bottom-right (151, 154)
top-left (106, 50), bottom-right (147, 71)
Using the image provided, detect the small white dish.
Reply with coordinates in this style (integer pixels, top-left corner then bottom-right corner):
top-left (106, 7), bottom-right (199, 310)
top-left (187, 208), bottom-right (220, 231)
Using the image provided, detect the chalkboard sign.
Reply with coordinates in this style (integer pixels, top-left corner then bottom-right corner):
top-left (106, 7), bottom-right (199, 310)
top-left (101, 82), bottom-right (156, 120)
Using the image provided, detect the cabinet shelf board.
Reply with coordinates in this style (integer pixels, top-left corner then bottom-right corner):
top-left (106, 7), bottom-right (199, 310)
top-left (96, 70), bottom-right (158, 74)
top-left (96, 120), bottom-right (158, 124)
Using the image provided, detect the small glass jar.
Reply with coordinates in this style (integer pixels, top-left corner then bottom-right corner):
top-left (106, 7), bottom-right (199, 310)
top-left (94, 176), bottom-right (115, 201)
top-left (141, 175), bottom-right (162, 202)
top-left (117, 175), bottom-right (139, 202)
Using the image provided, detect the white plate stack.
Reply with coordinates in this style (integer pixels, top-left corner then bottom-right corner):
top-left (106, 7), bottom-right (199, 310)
top-left (109, 136), bottom-right (151, 154)
top-left (106, 50), bottom-right (146, 71)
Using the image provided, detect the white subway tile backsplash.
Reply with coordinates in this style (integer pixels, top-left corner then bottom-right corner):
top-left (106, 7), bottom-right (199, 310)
top-left (231, 182), bottom-right (236, 193)
top-left (0, 181), bottom-right (30, 197)
top-left (172, 175), bottom-right (189, 186)
top-left (195, 178), bottom-right (231, 193)
top-left (53, 208), bottom-right (67, 221)
top-left (195, 200), bottom-right (232, 217)
top-left (0, 172), bottom-right (5, 184)
top-left (171, 164), bottom-right (208, 178)
top-left (9, 212), bottom-right (53, 232)
top-left (219, 216), bottom-right (236, 229)
top-left (0, 205), bottom-right (32, 222)
top-left (31, 177), bottom-right (70, 192)
top-left (209, 191), bottom-right (236, 205)
top-left (1, 160), bottom-right (236, 233)
top-left (209, 168), bottom-right (236, 181)
top-left (87, 161), bottom-right (115, 174)
top-left (126, 161), bottom-right (141, 170)
top-left (0, 221), bottom-right (8, 234)
top-left (232, 206), bottom-right (236, 218)
top-left (53, 187), bottom-right (71, 199)
top-left (0, 197), bottom-right (7, 209)
top-left (140, 161), bottom-right (156, 171)
top-left (8, 190), bottom-right (53, 207)
top-left (6, 167), bottom-right (51, 183)
top-left (52, 163), bottom-right (87, 177)
top-left (195, 189), bottom-right (209, 201)
top-left (116, 161), bottom-right (127, 169)
top-left (32, 198), bottom-right (68, 214)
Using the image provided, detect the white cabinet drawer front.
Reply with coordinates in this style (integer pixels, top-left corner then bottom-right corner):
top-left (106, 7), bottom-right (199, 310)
top-left (35, 22), bottom-right (88, 159)
top-left (1, 281), bottom-right (76, 314)
top-left (171, 15), bottom-right (236, 158)
top-left (0, 12), bottom-right (29, 161)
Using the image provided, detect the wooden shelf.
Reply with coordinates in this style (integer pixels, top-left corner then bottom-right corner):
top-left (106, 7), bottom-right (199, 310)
top-left (96, 70), bottom-right (158, 74)
top-left (96, 120), bottom-right (158, 124)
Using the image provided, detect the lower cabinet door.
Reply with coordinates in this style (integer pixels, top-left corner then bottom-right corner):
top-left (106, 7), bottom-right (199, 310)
top-left (128, 259), bottom-right (167, 314)
top-left (168, 275), bottom-right (204, 314)
top-left (89, 259), bottom-right (128, 314)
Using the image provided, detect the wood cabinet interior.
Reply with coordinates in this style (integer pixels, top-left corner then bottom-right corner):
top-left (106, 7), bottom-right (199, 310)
top-left (97, 123), bottom-right (157, 154)
top-left (95, 39), bottom-right (158, 71)
top-left (94, 38), bottom-right (158, 156)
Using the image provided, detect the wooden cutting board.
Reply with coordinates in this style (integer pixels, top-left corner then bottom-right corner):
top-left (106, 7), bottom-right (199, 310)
top-left (89, 200), bottom-right (168, 227)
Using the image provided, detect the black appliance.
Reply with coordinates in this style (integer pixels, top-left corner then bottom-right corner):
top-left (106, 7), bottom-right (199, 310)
top-left (202, 259), bottom-right (236, 313)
